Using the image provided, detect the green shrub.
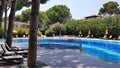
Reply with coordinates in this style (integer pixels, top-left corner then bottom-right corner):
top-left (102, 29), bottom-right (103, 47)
top-left (64, 16), bottom-right (120, 38)
top-left (45, 29), bottom-right (53, 36)
top-left (17, 29), bottom-right (25, 37)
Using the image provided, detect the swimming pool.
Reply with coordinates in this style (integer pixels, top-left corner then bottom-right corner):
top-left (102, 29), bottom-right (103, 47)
top-left (13, 37), bottom-right (120, 63)
top-left (82, 39), bottom-right (120, 63)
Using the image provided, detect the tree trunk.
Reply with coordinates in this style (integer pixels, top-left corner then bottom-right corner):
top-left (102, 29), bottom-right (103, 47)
top-left (4, 0), bottom-right (7, 38)
top-left (0, 0), bottom-right (6, 28)
top-left (27, 0), bottom-right (40, 67)
top-left (6, 0), bottom-right (17, 47)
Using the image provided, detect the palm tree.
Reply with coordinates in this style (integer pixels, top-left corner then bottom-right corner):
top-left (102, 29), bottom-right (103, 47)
top-left (0, 0), bottom-right (6, 28)
top-left (4, 0), bottom-right (8, 38)
top-left (6, 0), bottom-right (17, 47)
top-left (27, 0), bottom-right (40, 67)
top-left (5, 0), bottom-right (32, 40)
top-left (28, 0), bottom-right (49, 67)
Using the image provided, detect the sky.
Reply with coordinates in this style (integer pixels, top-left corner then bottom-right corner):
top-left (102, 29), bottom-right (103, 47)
top-left (16, 0), bottom-right (120, 20)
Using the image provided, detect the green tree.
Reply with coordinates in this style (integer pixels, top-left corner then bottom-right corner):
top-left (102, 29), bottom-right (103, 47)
top-left (39, 11), bottom-right (49, 32)
top-left (15, 9), bottom-right (31, 22)
top-left (64, 16), bottom-right (120, 38)
top-left (65, 20), bottom-right (80, 35)
top-left (39, 11), bottom-right (49, 26)
top-left (15, 14), bottom-right (22, 21)
top-left (47, 5), bottom-right (71, 25)
top-left (99, 1), bottom-right (120, 16)
top-left (14, 0), bottom-right (32, 22)
top-left (16, 0), bottom-right (31, 10)
top-left (21, 9), bottom-right (31, 23)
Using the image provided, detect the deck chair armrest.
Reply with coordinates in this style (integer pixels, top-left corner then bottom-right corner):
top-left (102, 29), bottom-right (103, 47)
top-left (11, 47), bottom-right (20, 51)
top-left (12, 47), bottom-right (28, 51)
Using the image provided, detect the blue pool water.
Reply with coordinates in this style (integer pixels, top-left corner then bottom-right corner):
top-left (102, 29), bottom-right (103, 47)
top-left (13, 38), bottom-right (120, 63)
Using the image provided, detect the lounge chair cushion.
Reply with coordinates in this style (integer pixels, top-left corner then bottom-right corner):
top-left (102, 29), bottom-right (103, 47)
top-left (3, 55), bottom-right (23, 60)
top-left (15, 50), bottom-right (28, 54)
top-left (4, 51), bottom-right (15, 55)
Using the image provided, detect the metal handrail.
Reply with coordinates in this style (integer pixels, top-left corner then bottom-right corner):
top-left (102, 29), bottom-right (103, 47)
top-left (79, 39), bottom-right (83, 53)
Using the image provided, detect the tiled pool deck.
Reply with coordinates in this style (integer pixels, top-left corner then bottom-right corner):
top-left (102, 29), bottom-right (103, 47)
top-left (0, 43), bottom-right (120, 68)
top-left (36, 49), bottom-right (120, 68)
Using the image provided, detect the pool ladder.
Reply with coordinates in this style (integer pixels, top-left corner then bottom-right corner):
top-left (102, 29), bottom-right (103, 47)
top-left (79, 39), bottom-right (83, 53)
